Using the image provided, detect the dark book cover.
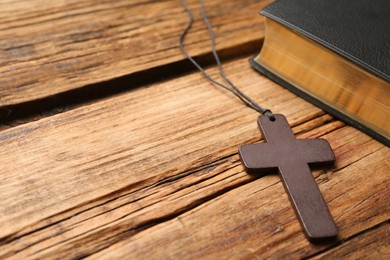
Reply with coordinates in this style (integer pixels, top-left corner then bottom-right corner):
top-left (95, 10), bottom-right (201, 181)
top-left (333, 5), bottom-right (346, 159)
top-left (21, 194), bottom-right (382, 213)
top-left (259, 0), bottom-right (390, 81)
top-left (251, 0), bottom-right (390, 146)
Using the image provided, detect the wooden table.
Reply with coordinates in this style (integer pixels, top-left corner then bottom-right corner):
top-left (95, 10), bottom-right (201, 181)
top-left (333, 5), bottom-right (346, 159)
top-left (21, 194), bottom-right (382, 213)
top-left (0, 0), bottom-right (389, 258)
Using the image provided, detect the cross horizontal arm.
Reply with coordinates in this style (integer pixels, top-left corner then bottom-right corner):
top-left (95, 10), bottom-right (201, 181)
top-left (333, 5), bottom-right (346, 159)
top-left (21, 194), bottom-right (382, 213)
top-left (297, 139), bottom-right (336, 165)
top-left (238, 143), bottom-right (279, 174)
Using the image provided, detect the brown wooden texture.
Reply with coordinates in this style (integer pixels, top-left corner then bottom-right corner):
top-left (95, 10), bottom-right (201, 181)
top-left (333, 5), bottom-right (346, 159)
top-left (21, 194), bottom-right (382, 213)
top-left (311, 223), bottom-right (390, 259)
top-left (0, 58), bottom-right (389, 259)
top-left (0, 0), bottom-right (271, 107)
top-left (0, 0), bottom-right (389, 259)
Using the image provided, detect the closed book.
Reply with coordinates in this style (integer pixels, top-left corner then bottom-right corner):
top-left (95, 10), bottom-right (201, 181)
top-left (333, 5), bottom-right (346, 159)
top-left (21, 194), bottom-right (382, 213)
top-left (251, 0), bottom-right (390, 146)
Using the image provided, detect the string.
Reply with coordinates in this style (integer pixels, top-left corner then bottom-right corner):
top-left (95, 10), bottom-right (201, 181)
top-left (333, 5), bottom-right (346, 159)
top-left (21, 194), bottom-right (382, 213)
top-left (178, 0), bottom-right (275, 120)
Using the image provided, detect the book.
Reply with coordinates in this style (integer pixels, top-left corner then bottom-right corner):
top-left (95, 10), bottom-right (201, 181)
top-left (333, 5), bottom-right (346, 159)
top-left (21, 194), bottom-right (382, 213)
top-left (251, 0), bottom-right (390, 146)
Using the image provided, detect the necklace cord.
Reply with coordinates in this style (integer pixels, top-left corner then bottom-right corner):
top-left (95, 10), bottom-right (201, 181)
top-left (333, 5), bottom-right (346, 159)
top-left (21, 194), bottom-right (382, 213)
top-left (178, 0), bottom-right (275, 121)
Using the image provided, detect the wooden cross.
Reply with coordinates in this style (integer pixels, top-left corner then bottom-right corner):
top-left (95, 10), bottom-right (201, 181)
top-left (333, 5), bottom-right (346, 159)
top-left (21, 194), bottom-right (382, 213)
top-left (239, 114), bottom-right (338, 242)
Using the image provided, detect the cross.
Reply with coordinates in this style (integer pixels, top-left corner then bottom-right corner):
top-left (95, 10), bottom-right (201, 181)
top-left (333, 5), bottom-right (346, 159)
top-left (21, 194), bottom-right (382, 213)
top-left (239, 114), bottom-right (338, 242)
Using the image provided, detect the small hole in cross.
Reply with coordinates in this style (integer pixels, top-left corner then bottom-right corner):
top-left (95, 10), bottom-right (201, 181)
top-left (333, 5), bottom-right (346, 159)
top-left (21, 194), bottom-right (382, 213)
top-left (264, 110), bottom-right (275, 121)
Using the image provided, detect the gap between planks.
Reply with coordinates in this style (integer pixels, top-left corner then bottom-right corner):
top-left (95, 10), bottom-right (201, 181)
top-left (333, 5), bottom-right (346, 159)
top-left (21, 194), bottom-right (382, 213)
top-left (0, 39), bottom-right (261, 131)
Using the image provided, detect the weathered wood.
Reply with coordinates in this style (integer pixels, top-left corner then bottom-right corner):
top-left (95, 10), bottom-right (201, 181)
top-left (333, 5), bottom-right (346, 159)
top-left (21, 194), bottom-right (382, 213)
top-left (310, 223), bottom-right (390, 259)
top-left (0, 0), bottom-right (271, 107)
top-left (87, 129), bottom-right (389, 260)
top-left (0, 58), bottom-right (304, 239)
top-left (0, 58), bottom-right (388, 258)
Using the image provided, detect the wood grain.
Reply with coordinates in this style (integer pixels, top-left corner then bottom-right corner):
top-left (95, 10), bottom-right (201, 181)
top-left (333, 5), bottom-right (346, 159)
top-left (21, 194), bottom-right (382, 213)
top-left (89, 128), bottom-right (389, 260)
top-left (0, 57), bottom-right (388, 258)
top-left (0, 0), bottom-right (271, 107)
top-left (311, 223), bottom-right (390, 259)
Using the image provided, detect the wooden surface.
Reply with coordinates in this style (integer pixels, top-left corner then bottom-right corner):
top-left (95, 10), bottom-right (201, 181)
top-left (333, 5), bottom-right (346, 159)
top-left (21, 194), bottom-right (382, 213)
top-left (0, 0), bottom-right (389, 259)
top-left (0, 0), bottom-right (271, 107)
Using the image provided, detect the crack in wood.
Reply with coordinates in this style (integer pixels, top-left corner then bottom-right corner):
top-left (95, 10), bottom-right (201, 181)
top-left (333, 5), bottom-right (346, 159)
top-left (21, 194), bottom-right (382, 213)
top-left (21, 167), bottom-right (256, 258)
top-left (305, 220), bottom-right (390, 259)
top-left (0, 116), bottom-right (374, 259)
top-left (331, 141), bottom-right (384, 174)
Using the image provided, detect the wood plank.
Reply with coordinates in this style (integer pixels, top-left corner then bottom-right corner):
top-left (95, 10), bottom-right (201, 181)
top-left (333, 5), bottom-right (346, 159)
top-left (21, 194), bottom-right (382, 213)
top-left (86, 129), bottom-right (389, 259)
top-left (3, 125), bottom-right (387, 259)
top-left (310, 223), bottom-right (390, 259)
top-left (0, 58), bottom-right (388, 258)
top-left (0, 0), bottom-right (271, 107)
top-left (0, 57), bottom-right (290, 239)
